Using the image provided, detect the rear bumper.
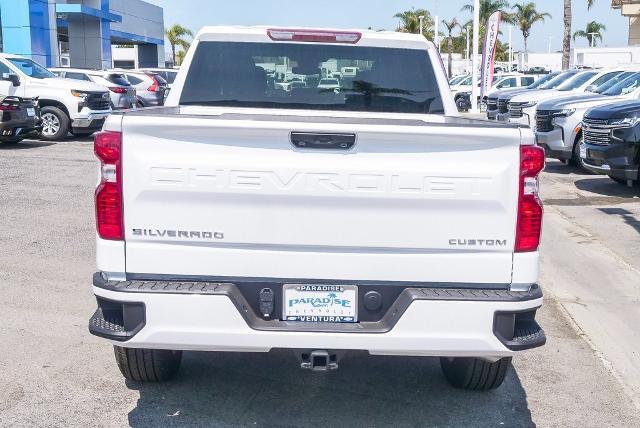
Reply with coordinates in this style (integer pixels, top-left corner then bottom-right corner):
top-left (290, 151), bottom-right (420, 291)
top-left (89, 274), bottom-right (545, 357)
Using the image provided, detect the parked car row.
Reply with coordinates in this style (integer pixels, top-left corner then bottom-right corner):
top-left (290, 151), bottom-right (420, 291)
top-left (451, 72), bottom-right (540, 112)
top-left (485, 67), bottom-right (640, 186)
top-left (0, 52), bottom-right (176, 143)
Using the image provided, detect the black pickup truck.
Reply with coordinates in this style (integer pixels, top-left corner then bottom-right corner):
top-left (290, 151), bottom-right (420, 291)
top-left (581, 100), bottom-right (640, 186)
top-left (0, 96), bottom-right (41, 143)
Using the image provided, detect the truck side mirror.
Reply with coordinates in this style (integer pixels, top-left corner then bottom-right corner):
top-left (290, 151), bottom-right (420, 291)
top-left (1, 73), bottom-right (21, 87)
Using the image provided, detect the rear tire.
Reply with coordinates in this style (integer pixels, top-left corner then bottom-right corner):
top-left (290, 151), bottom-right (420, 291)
top-left (113, 346), bottom-right (182, 382)
top-left (440, 356), bottom-right (511, 390)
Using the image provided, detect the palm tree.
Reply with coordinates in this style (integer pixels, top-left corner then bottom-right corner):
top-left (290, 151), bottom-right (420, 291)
top-left (394, 8), bottom-right (435, 40)
top-left (513, 2), bottom-right (551, 53)
top-left (461, 0), bottom-right (516, 25)
top-left (562, 0), bottom-right (571, 70)
top-left (442, 18), bottom-right (461, 77)
top-left (563, 1), bottom-right (596, 70)
top-left (573, 21), bottom-right (607, 47)
top-left (166, 24), bottom-right (193, 66)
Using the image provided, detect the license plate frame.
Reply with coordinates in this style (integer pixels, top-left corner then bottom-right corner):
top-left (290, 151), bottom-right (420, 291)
top-left (282, 284), bottom-right (358, 323)
top-left (26, 108), bottom-right (35, 117)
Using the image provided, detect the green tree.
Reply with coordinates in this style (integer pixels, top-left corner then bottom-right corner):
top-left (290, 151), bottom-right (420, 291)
top-left (166, 24), bottom-right (193, 66)
top-left (394, 8), bottom-right (435, 40)
top-left (513, 2), bottom-right (551, 53)
top-left (573, 21), bottom-right (607, 47)
top-left (461, 0), bottom-right (516, 25)
top-left (442, 18), bottom-right (461, 77)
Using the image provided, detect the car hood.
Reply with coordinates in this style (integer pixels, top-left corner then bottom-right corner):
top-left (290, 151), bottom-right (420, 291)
top-left (584, 99), bottom-right (640, 121)
top-left (46, 77), bottom-right (108, 92)
top-left (537, 93), bottom-right (608, 110)
top-left (487, 87), bottom-right (531, 99)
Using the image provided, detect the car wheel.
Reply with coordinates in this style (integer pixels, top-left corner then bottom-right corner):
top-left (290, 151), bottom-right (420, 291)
top-left (113, 346), bottom-right (182, 382)
top-left (39, 106), bottom-right (70, 141)
top-left (572, 138), bottom-right (593, 174)
top-left (440, 356), bottom-right (511, 390)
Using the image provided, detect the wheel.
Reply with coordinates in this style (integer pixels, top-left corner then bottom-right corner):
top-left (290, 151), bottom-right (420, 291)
top-left (39, 106), bottom-right (70, 141)
top-left (113, 346), bottom-right (182, 382)
top-left (440, 356), bottom-right (511, 390)
top-left (572, 138), bottom-right (593, 174)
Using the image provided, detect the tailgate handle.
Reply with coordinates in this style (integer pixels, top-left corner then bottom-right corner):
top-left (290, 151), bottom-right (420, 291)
top-left (290, 132), bottom-right (356, 150)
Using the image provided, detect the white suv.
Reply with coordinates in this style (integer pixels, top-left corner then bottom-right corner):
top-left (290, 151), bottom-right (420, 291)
top-left (0, 54), bottom-right (111, 140)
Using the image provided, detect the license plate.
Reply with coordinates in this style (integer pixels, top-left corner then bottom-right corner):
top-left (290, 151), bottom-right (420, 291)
top-left (283, 284), bottom-right (357, 323)
top-left (580, 144), bottom-right (587, 159)
top-left (26, 108), bottom-right (35, 117)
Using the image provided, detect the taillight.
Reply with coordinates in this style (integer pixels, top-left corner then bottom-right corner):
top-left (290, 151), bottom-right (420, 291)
top-left (515, 145), bottom-right (545, 252)
top-left (146, 74), bottom-right (159, 92)
top-left (0, 103), bottom-right (18, 111)
top-left (109, 87), bottom-right (127, 94)
top-left (267, 28), bottom-right (361, 44)
top-left (95, 131), bottom-right (123, 240)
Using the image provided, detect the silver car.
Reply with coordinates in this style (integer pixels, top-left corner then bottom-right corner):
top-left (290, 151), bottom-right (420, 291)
top-left (50, 68), bottom-right (136, 109)
top-left (115, 70), bottom-right (168, 107)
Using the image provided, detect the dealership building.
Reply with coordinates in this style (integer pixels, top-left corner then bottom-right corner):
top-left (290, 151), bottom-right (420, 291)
top-left (0, 0), bottom-right (165, 69)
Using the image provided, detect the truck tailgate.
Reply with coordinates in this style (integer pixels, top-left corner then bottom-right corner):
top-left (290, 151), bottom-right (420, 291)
top-left (121, 112), bottom-right (521, 284)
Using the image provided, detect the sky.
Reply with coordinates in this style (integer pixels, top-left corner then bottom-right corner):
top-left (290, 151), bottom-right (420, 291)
top-left (145, 0), bottom-right (629, 53)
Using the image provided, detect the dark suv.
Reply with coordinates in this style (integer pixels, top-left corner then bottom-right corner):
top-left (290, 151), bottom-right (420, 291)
top-left (0, 96), bottom-right (41, 143)
top-left (581, 100), bottom-right (640, 186)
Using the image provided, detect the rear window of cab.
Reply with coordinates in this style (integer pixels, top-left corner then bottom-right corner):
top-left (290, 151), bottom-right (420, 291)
top-left (180, 41), bottom-right (444, 114)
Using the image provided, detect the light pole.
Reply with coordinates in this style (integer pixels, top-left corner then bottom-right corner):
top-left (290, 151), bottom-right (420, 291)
top-left (434, 0), bottom-right (440, 52)
top-left (419, 15), bottom-right (425, 36)
top-left (548, 36), bottom-right (553, 53)
top-left (471, 0), bottom-right (480, 113)
top-left (466, 25), bottom-right (471, 72)
top-left (508, 25), bottom-right (513, 71)
top-left (434, 15), bottom-right (440, 51)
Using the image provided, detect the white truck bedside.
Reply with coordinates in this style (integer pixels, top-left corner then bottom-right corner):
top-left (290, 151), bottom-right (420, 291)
top-left (89, 26), bottom-right (546, 390)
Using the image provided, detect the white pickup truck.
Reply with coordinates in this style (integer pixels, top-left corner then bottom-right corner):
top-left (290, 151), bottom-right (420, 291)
top-left (89, 26), bottom-right (546, 390)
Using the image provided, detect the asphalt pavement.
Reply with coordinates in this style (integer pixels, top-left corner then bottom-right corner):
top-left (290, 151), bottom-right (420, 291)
top-left (0, 139), bottom-right (639, 427)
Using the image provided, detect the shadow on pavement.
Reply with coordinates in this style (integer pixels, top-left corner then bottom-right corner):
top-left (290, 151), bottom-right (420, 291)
top-left (575, 178), bottom-right (639, 199)
top-left (126, 350), bottom-right (534, 427)
top-left (543, 161), bottom-right (583, 176)
top-left (0, 140), bottom-right (55, 150)
top-left (598, 207), bottom-right (640, 235)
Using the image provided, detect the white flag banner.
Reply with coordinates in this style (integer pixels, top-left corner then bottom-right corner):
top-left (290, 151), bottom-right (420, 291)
top-left (480, 11), bottom-right (502, 99)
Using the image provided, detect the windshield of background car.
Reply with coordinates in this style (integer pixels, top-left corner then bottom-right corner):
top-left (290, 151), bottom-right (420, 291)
top-left (7, 58), bottom-right (55, 79)
top-left (556, 71), bottom-right (598, 91)
top-left (163, 71), bottom-right (177, 84)
top-left (181, 42), bottom-right (444, 114)
top-left (527, 72), bottom-right (560, 89)
top-left (593, 72), bottom-right (636, 94)
top-left (601, 72), bottom-right (640, 96)
top-left (106, 74), bottom-right (131, 86)
top-left (151, 73), bottom-right (168, 85)
top-left (538, 71), bottom-right (579, 89)
top-left (449, 75), bottom-right (467, 85)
